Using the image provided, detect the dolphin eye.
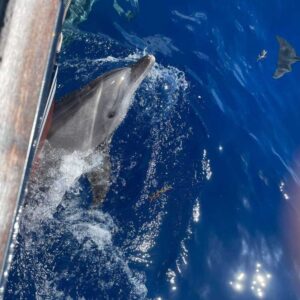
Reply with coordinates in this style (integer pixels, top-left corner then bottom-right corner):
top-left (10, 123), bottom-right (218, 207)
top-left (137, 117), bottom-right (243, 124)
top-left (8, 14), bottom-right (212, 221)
top-left (107, 111), bottom-right (116, 119)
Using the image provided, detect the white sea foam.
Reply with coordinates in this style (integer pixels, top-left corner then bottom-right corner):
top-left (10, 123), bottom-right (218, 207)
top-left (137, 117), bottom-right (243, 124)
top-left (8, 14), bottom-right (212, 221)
top-left (202, 149), bottom-right (212, 180)
top-left (193, 198), bottom-right (201, 223)
top-left (7, 144), bottom-right (148, 299)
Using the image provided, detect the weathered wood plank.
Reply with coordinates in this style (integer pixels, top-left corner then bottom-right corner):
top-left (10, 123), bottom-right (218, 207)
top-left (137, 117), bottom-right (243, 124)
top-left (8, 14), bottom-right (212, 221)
top-left (0, 0), bottom-right (62, 280)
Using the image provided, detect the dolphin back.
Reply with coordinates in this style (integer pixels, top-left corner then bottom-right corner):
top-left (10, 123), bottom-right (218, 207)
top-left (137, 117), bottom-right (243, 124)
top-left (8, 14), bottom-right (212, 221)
top-left (47, 67), bottom-right (129, 152)
top-left (45, 55), bottom-right (155, 205)
top-left (47, 55), bottom-right (155, 153)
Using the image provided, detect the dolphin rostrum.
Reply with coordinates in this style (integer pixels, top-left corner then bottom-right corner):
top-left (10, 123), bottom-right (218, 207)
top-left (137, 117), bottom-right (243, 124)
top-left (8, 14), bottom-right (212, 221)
top-left (273, 36), bottom-right (300, 79)
top-left (40, 55), bottom-right (155, 205)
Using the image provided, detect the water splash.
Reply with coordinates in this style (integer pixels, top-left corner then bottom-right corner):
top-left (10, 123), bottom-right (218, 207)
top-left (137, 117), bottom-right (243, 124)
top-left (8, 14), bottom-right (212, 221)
top-left (7, 27), bottom-right (193, 298)
top-left (6, 145), bottom-right (147, 299)
top-left (202, 149), bottom-right (212, 181)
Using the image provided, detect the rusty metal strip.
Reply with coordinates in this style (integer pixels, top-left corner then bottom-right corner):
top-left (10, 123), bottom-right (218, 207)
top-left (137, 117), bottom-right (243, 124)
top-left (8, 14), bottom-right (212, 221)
top-left (0, 0), bottom-right (63, 288)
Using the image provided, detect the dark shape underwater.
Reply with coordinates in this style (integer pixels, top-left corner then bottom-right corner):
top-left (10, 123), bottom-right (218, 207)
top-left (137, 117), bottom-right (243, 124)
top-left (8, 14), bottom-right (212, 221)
top-left (273, 36), bottom-right (300, 79)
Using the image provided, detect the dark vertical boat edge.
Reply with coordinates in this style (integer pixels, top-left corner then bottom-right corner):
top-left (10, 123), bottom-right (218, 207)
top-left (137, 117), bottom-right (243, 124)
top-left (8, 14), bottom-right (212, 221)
top-left (0, 0), bottom-right (65, 295)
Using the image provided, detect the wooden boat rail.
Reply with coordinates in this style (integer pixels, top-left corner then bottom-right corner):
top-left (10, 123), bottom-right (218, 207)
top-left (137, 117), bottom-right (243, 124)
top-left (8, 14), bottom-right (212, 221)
top-left (0, 0), bottom-right (63, 291)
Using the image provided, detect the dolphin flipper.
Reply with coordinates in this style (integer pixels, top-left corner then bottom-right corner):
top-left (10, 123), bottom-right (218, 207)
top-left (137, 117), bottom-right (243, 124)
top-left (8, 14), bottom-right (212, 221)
top-left (273, 36), bottom-right (299, 79)
top-left (86, 147), bottom-right (111, 206)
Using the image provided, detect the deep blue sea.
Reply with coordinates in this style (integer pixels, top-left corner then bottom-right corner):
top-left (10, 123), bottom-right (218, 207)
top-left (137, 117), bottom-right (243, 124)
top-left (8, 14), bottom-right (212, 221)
top-left (4, 0), bottom-right (300, 299)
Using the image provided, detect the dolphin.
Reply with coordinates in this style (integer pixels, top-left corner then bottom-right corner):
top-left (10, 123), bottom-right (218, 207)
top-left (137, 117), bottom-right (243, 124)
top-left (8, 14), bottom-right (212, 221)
top-left (273, 36), bottom-right (300, 79)
top-left (39, 54), bottom-right (155, 205)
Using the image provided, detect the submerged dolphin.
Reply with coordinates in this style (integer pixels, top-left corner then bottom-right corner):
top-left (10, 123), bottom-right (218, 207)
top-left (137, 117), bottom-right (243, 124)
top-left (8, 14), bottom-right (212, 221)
top-left (40, 55), bottom-right (155, 205)
top-left (273, 36), bottom-right (300, 79)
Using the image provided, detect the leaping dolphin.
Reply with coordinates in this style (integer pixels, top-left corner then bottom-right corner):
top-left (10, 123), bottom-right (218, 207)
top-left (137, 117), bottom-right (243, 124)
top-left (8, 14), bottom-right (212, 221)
top-left (273, 36), bottom-right (300, 79)
top-left (39, 55), bottom-right (155, 205)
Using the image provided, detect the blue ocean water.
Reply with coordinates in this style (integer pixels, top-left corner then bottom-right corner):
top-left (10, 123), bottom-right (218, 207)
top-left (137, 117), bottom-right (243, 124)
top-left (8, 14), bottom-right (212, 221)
top-left (4, 0), bottom-right (300, 299)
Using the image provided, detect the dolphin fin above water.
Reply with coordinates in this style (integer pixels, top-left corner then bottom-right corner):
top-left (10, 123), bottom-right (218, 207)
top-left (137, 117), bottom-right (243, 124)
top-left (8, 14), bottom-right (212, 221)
top-left (43, 55), bottom-right (155, 205)
top-left (273, 36), bottom-right (300, 79)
